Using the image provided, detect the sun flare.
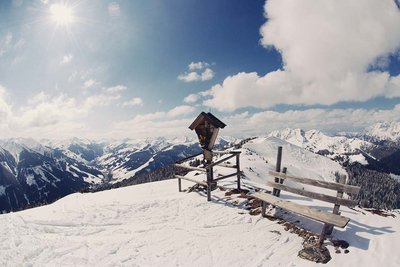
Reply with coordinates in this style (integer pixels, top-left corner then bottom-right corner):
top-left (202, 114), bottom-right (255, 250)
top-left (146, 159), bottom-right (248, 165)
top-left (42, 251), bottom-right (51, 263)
top-left (50, 4), bottom-right (74, 26)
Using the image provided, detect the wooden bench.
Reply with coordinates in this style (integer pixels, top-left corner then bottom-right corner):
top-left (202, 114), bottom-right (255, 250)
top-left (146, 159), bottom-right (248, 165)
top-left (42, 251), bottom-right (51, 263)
top-left (253, 170), bottom-right (361, 245)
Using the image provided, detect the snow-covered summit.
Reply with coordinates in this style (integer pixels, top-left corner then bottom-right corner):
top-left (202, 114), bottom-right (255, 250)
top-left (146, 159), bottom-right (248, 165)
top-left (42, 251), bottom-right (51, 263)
top-left (268, 128), bottom-right (372, 157)
top-left (365, 121), bottom-right (400, 142)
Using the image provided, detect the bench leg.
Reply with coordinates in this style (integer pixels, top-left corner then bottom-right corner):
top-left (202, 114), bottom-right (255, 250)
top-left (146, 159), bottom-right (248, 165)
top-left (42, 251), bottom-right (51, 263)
top-left (178, 178), bottom-right (182, 192)
top-left (318, 223), bottom-right (330, 246)
top-left (261, 201), bottom-right (267, 217)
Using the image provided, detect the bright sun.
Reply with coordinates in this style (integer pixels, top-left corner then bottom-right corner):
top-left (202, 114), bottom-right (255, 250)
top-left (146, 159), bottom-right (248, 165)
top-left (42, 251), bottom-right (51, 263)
top-left (50, 4), bottom-right (74, 26)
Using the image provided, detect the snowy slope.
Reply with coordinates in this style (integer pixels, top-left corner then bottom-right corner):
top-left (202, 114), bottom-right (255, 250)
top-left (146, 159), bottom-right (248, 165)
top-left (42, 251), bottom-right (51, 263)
top-left (242, 136), bottom-right (345, 183)
top-left (1, 177), bottom-right (398, 266)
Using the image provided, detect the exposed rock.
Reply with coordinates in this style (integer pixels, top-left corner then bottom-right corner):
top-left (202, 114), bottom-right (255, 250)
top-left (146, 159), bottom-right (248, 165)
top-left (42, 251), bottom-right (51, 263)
top-left (298, 244), bottom-right (331, 264)
top-left (331, 239), bottom-right (350, 249)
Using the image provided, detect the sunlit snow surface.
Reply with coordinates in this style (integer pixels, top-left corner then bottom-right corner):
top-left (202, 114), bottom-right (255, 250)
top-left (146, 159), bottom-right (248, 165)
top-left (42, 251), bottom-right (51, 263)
top-left (1, 137), bottom-right (399, 266)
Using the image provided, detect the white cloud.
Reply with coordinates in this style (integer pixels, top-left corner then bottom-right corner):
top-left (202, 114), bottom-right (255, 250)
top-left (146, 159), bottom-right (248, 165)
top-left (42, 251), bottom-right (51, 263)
top-left (84, 94), bottom-right (121, 109)
top-left (122, 97), bottom-right (143, 107)
top-left (167, 105), bottom-right (195, 117)
top-left (84, 85), bottom-right (128, 108)
top-left (82, 79), bottom-right (98, 90)
top-left (60, 54), bottom-right (73, 65)
top-left (15, 95), bottom-right (86, 128)
top-left (0, 32), bottom-right (13, 56)
top-left (202, 0), bottom-right (400, 111)
top-left (178, 62), bottom-right (215, 82)
top-left (28, 91), bottom-right (49, 105)
top-left (183, 93), bottom-right (200, 103)
top-left (222, 106), bottom-right (400, 137)
top-left (105, 85), bottom-right (127, 94)
top-left (178, 72), bottom-right (201, 82)
top-left (0, 85), bottom-right (12, 121)
top-left (189, 61), bottom-right (210, 70)
top-left (201, 68), bottom-right (215, 81)
top-left (110, 105), bottom-right (196, 138)
top-left (108, 2), bottom-right (121, 17)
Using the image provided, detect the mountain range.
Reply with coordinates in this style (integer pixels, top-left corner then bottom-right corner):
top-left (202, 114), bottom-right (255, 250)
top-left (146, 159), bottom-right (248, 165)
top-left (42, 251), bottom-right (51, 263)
top-left (0, 136), bottom-right (233, 212)
top-left (268, 121), bottom-right (400, 175)
top-left (0, 121), bottom-right (399, 213)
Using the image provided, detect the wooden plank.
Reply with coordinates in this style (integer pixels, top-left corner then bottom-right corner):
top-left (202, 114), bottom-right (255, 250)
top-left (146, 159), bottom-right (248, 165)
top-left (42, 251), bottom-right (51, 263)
top-left (218, 163), bottom-right (237, 168)
top-left (214, 171), bottom-right (241, 181)
top-left (175, 175), bottom-right (208, 186)
top-left (207, 153), bottom-right (237, 168)
top-left (175, 152), bottom-right (203, 164)
top-left (268, 171), bottom-right (360, 195)
top-left (175, 164), bottom-right (207, 172)
top-left (213, 150), bottom-right (241, 155)
top-left (252, 192), bottom-right (350, 228)
top-left (266, 181), bottom-right (357, 207)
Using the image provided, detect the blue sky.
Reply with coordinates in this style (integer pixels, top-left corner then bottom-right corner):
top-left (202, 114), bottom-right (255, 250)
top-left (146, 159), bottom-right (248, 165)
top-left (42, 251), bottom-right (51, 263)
top-left (0, 0), bottom-right (399, 139)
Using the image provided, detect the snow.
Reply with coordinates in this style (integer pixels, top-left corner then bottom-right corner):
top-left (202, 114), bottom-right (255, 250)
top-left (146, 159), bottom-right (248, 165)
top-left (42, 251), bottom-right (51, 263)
top-left (269, 128), bottom-right (372, 156)
top-left (1, 178), bottom-right (399, 266)
top-left (25, 172), bottom-right (36, 186)
top-left (245, 137), bottom-right (345, 183)
top-left (390, 173), bottom-right (400, 182)
top-left (0, 186), bottom-right (5, 195)
top-left (348, 154), bottom-right (368, 165)
top-left (1, 136), bottom-right (399, 266)
top-left (366, 121), bottom-right (400, 142)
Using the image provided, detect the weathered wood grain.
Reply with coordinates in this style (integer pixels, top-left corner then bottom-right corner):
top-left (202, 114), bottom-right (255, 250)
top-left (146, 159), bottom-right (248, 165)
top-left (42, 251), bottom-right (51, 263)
top-left (266, 181), bottom-right (357, 207)
top-left (268, 171), bottom-right (360, 195)
top-left (252, 192), bottom-right (350, 228)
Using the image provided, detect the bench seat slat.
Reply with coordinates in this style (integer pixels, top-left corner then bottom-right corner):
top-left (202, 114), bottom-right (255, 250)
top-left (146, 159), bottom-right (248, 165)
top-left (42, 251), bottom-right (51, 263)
top-left (252, 192), bottom-right (350, 228)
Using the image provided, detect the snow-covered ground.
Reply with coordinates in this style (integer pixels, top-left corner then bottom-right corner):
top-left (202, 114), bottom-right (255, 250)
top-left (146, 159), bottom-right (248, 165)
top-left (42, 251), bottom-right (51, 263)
top-left (1, 179), bottom-right (399, 267)
top-left (1, 137), bottom-right (399, 266)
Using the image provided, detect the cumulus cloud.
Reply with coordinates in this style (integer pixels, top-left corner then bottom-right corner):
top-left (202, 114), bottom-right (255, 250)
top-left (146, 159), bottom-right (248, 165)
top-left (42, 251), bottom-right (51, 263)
top-left (0, 84), bottom-right (130, 138)
top-left (222, 105), bottom-right (400, 137)
top-left (108, 2), bottom-right (121, 17)
top-left (0, 86), bottom-right (12, 121)
top-left (122, 97), bottom-right (143, 107)
top-left (183, 93), bottom-right (200, 103)
top-left (105, 85), bottom-right (127, 94)
top-left (189, 61), bottom-right (210, 70)
top-left (178, 61), bottom-right (215, 82)
top-left (1, 92), bottom-right (88, 139)
top-left (0, 32), bottom-right (13, 56)
top-left (82, 79), bottom-right (99, 90)
top-left (110, 105), bottom-right (196, 138)
top-left (60, 54), bottom-right (73, 64)
top-left (202, 0), bottom-right (400, 111)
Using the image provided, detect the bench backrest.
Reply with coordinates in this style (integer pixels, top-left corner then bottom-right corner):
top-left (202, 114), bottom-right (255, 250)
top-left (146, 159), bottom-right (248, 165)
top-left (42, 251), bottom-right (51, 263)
top-left (268, 170), bottom-right (360, 207)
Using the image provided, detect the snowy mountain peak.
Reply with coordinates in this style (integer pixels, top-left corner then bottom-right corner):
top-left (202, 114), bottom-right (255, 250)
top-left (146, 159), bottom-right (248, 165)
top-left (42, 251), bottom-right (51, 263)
top-left (268, 128), bottom-right (374, 165)
top-left (268, 128), bottom-right (306, 147)
top-left (366, 121), bottom-right (400, 142)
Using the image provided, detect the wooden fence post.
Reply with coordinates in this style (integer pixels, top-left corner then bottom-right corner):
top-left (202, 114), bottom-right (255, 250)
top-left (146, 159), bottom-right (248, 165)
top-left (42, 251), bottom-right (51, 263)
top-left (273, 146), bottom-right (283, 197)
top-left (236, 154), bottom-right (241, 190)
